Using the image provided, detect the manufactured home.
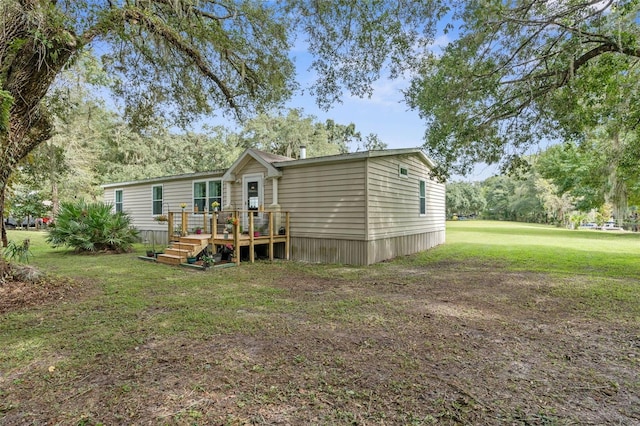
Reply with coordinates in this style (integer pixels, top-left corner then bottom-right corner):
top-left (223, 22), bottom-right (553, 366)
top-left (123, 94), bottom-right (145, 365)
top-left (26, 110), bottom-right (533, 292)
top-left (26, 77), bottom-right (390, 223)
top-left (102, 148), bottom-right (445, 265)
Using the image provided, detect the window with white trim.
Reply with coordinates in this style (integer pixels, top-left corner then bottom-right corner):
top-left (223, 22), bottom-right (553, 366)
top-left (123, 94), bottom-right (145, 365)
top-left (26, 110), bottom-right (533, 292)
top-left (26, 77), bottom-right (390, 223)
top-left (419, 180), bottom-right (426, 216)
top-left (193, 179), bottom-right (222, 213)
top-left (152, 185), bottom-right (163, 215)
top-left (399, 164), bottom-right (409, 178)
top-left (115, 189), bottom-right (123, 213)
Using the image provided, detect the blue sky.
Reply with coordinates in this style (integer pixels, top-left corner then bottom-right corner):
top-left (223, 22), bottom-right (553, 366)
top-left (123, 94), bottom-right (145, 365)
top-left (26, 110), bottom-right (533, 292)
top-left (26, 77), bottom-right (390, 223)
top-left (89, 9), bottom-right (497, 181)
top-left (286, 69), bottom-right (425, 151)
top-left (276, 36), bottom-right (499, 182)
top-left (284, 38), bottom-right (436, 152)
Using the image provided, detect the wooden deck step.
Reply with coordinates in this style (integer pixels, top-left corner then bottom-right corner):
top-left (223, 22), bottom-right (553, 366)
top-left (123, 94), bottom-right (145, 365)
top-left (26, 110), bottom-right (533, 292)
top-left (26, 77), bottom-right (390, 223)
top-left (180, 235), bottom-right (211, 245)
top-left (156, 253), bottom-right (184, 265)
top-left (164, 248), bottom-right (191, 257)
top-left (153, 233), bottom-right (211, 267)
top-left (170, 242), bottom-right (200, 252)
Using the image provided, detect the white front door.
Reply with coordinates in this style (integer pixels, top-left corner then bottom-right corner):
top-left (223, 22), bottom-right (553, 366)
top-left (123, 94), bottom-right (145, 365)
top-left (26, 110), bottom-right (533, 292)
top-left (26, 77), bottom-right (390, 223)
top-left (242, 174), bottom-right (264, 230)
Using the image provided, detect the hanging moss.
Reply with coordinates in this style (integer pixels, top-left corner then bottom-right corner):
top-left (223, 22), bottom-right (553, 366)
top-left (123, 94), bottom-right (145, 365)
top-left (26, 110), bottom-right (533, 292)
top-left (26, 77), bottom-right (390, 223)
top-left (0, 89), bottom-right (13, 134)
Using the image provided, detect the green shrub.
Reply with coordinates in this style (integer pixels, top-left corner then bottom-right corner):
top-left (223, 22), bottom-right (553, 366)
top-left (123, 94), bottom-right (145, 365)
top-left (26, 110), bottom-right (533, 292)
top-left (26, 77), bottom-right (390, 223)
top-left (3, 239), bottom-right (33, 263)
top-left (47, 201), bottom-right (139, 253)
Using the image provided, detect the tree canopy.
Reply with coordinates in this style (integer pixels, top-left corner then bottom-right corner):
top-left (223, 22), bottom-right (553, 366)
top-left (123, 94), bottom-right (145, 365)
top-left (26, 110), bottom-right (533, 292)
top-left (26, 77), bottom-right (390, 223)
top-left (405, 0), bottom-right (640, 179)
top-left (239, 109), bottom-right (361, 158)
top-left (445, 181), bottom-right (485, 218)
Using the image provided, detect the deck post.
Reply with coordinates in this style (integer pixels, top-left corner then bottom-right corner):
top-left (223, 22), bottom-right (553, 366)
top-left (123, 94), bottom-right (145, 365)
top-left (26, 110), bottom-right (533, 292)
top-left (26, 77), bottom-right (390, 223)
top-left (181, 210), bottom-right (188, 236)
top-left (285, 212), bottom-right (290, 260)
top-left (203, 211), bottom-right (208, 233)
top-left (233, 211), bottom-right (240, 265)
top-left (210, 212), bottom-right (218, 248)
top-left (268, 211), bottom-right (274, 261)
top-left (249, 213), bottom-right (255, 263)
top-left (182, 210), bottom-right (289, 267)
top-left (168, 212), bottom-right (174, 241)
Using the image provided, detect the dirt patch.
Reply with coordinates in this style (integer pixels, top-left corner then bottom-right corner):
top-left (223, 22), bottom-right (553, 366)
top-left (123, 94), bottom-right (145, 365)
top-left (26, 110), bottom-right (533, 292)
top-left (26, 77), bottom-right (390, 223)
top-left (1, 260), bottom-right (639, 425)
top-left (0, 264), bottom-right (83, 315)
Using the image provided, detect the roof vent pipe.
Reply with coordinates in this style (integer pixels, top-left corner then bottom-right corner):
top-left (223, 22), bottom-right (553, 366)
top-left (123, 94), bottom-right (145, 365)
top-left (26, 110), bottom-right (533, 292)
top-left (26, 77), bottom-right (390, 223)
top-left (299, 145), bottom-right (307, 159)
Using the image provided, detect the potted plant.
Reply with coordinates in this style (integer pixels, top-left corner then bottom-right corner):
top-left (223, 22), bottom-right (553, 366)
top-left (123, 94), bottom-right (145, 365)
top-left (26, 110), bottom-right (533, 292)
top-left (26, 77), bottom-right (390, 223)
top-left (186, 255), bottom-right (197, 264)
top-left (195, 227), bottom-right (202, 234)
top-left (154, 214), bottom-right (168, 222)
top-left (201, 253), bottom-right (219, 269)
top-left (226, 215), bottom-right (238, 233)
top-left (211, 201), bottom-right (220, 212)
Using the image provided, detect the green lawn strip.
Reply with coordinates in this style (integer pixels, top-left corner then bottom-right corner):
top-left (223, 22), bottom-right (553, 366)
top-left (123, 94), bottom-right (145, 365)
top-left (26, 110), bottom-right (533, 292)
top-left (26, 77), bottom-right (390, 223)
top-left (429, 221), bottom-right (640, 277)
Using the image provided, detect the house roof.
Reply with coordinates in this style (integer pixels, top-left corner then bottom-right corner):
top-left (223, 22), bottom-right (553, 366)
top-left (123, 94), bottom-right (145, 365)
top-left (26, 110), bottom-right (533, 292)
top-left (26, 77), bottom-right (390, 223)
top-left (273, 148), bottom-right (435, 169)
top-left (252, 149), bottom-right (293, 163)
top-left (102, 148), bottom-right (436, 188)
top-left (101, 169), bottom-right (226, 189)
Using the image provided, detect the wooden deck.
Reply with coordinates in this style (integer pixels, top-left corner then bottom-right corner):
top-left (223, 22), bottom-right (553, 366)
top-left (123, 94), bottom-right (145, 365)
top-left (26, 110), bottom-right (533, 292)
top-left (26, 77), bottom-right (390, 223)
top-left (210, 232), bottom-right (289, 265)
top-left (162, 210), bottom-right (290, 266)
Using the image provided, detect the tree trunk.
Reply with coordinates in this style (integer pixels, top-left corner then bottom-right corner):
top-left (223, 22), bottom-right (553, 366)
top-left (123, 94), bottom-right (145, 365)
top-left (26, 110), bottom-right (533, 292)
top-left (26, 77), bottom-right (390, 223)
top-left (0, 1), bottom-right (79, 247)
top-left (1, 179), bottom-right (7, 247)
top-left (607, 131), bottom-right (628, 225)
top-left (51, 180), bottom-right (59, 217)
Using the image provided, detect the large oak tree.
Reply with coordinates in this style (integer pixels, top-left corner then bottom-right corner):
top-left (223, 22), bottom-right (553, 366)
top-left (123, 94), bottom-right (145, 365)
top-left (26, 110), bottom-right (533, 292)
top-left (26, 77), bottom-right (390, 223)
top-left (406, 0), bottom-right (640, 179)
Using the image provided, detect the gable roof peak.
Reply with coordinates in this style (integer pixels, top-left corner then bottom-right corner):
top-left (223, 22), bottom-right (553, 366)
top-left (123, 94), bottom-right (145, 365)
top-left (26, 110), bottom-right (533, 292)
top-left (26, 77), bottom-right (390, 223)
top-left (247, 148), bottom-right (294, 164)
top-left (222, 148), bottom-right (286, 181)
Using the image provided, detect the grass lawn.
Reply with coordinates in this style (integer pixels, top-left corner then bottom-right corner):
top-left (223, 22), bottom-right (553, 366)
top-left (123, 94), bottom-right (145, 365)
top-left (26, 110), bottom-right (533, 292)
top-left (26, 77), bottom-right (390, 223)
top-left (1, 222), bottom-right (639, 425)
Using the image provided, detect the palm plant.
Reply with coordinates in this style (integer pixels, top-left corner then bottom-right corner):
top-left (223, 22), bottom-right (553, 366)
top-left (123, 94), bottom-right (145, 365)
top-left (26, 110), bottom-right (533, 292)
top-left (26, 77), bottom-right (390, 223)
top-left (47, 201), bottom-right (139, 253)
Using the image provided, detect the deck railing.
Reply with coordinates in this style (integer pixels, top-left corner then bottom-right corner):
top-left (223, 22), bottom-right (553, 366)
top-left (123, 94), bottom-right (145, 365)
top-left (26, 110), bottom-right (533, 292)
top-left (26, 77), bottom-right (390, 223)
top-left (166, 210), bottom-right (290, 264)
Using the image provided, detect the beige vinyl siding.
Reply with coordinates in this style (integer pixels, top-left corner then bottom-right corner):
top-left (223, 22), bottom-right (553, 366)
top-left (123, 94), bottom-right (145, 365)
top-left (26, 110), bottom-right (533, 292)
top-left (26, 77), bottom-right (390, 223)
top-left (367, 155), bottom-right (445, 240)
top-left (109, 184), bottom-right (157, 228)
top-left (102, 173), bottom-right (223, 230)
top-left (278, 160), bottom-right (367, 239)
top-left (162, 178), bottom-right (197, 215)
top-left (103, 188), bottom-right (115, 209)
top-left (102, 149), bottom-right (446, 264)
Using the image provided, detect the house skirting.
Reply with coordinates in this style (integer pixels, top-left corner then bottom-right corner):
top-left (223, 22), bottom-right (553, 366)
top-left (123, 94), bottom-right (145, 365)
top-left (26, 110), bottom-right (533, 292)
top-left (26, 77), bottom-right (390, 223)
top-left (140, 230), bottom-right (170, 247)
top-left (139, 229), bottom-right (446, 265)
top-left (289, 229), bottom-right (446, 265)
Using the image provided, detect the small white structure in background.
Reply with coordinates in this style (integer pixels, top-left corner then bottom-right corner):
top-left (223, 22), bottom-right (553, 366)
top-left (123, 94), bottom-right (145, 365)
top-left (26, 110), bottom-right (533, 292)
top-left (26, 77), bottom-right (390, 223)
top-left (578, 222), bottom-right (598, 230)
top-left (601, 221), bottom-right (622, 231)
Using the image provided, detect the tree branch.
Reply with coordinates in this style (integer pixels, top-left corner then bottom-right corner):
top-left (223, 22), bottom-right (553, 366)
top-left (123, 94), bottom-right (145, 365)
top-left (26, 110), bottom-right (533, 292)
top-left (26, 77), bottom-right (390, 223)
top-left (121, 7), bottom-right (240, 113)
